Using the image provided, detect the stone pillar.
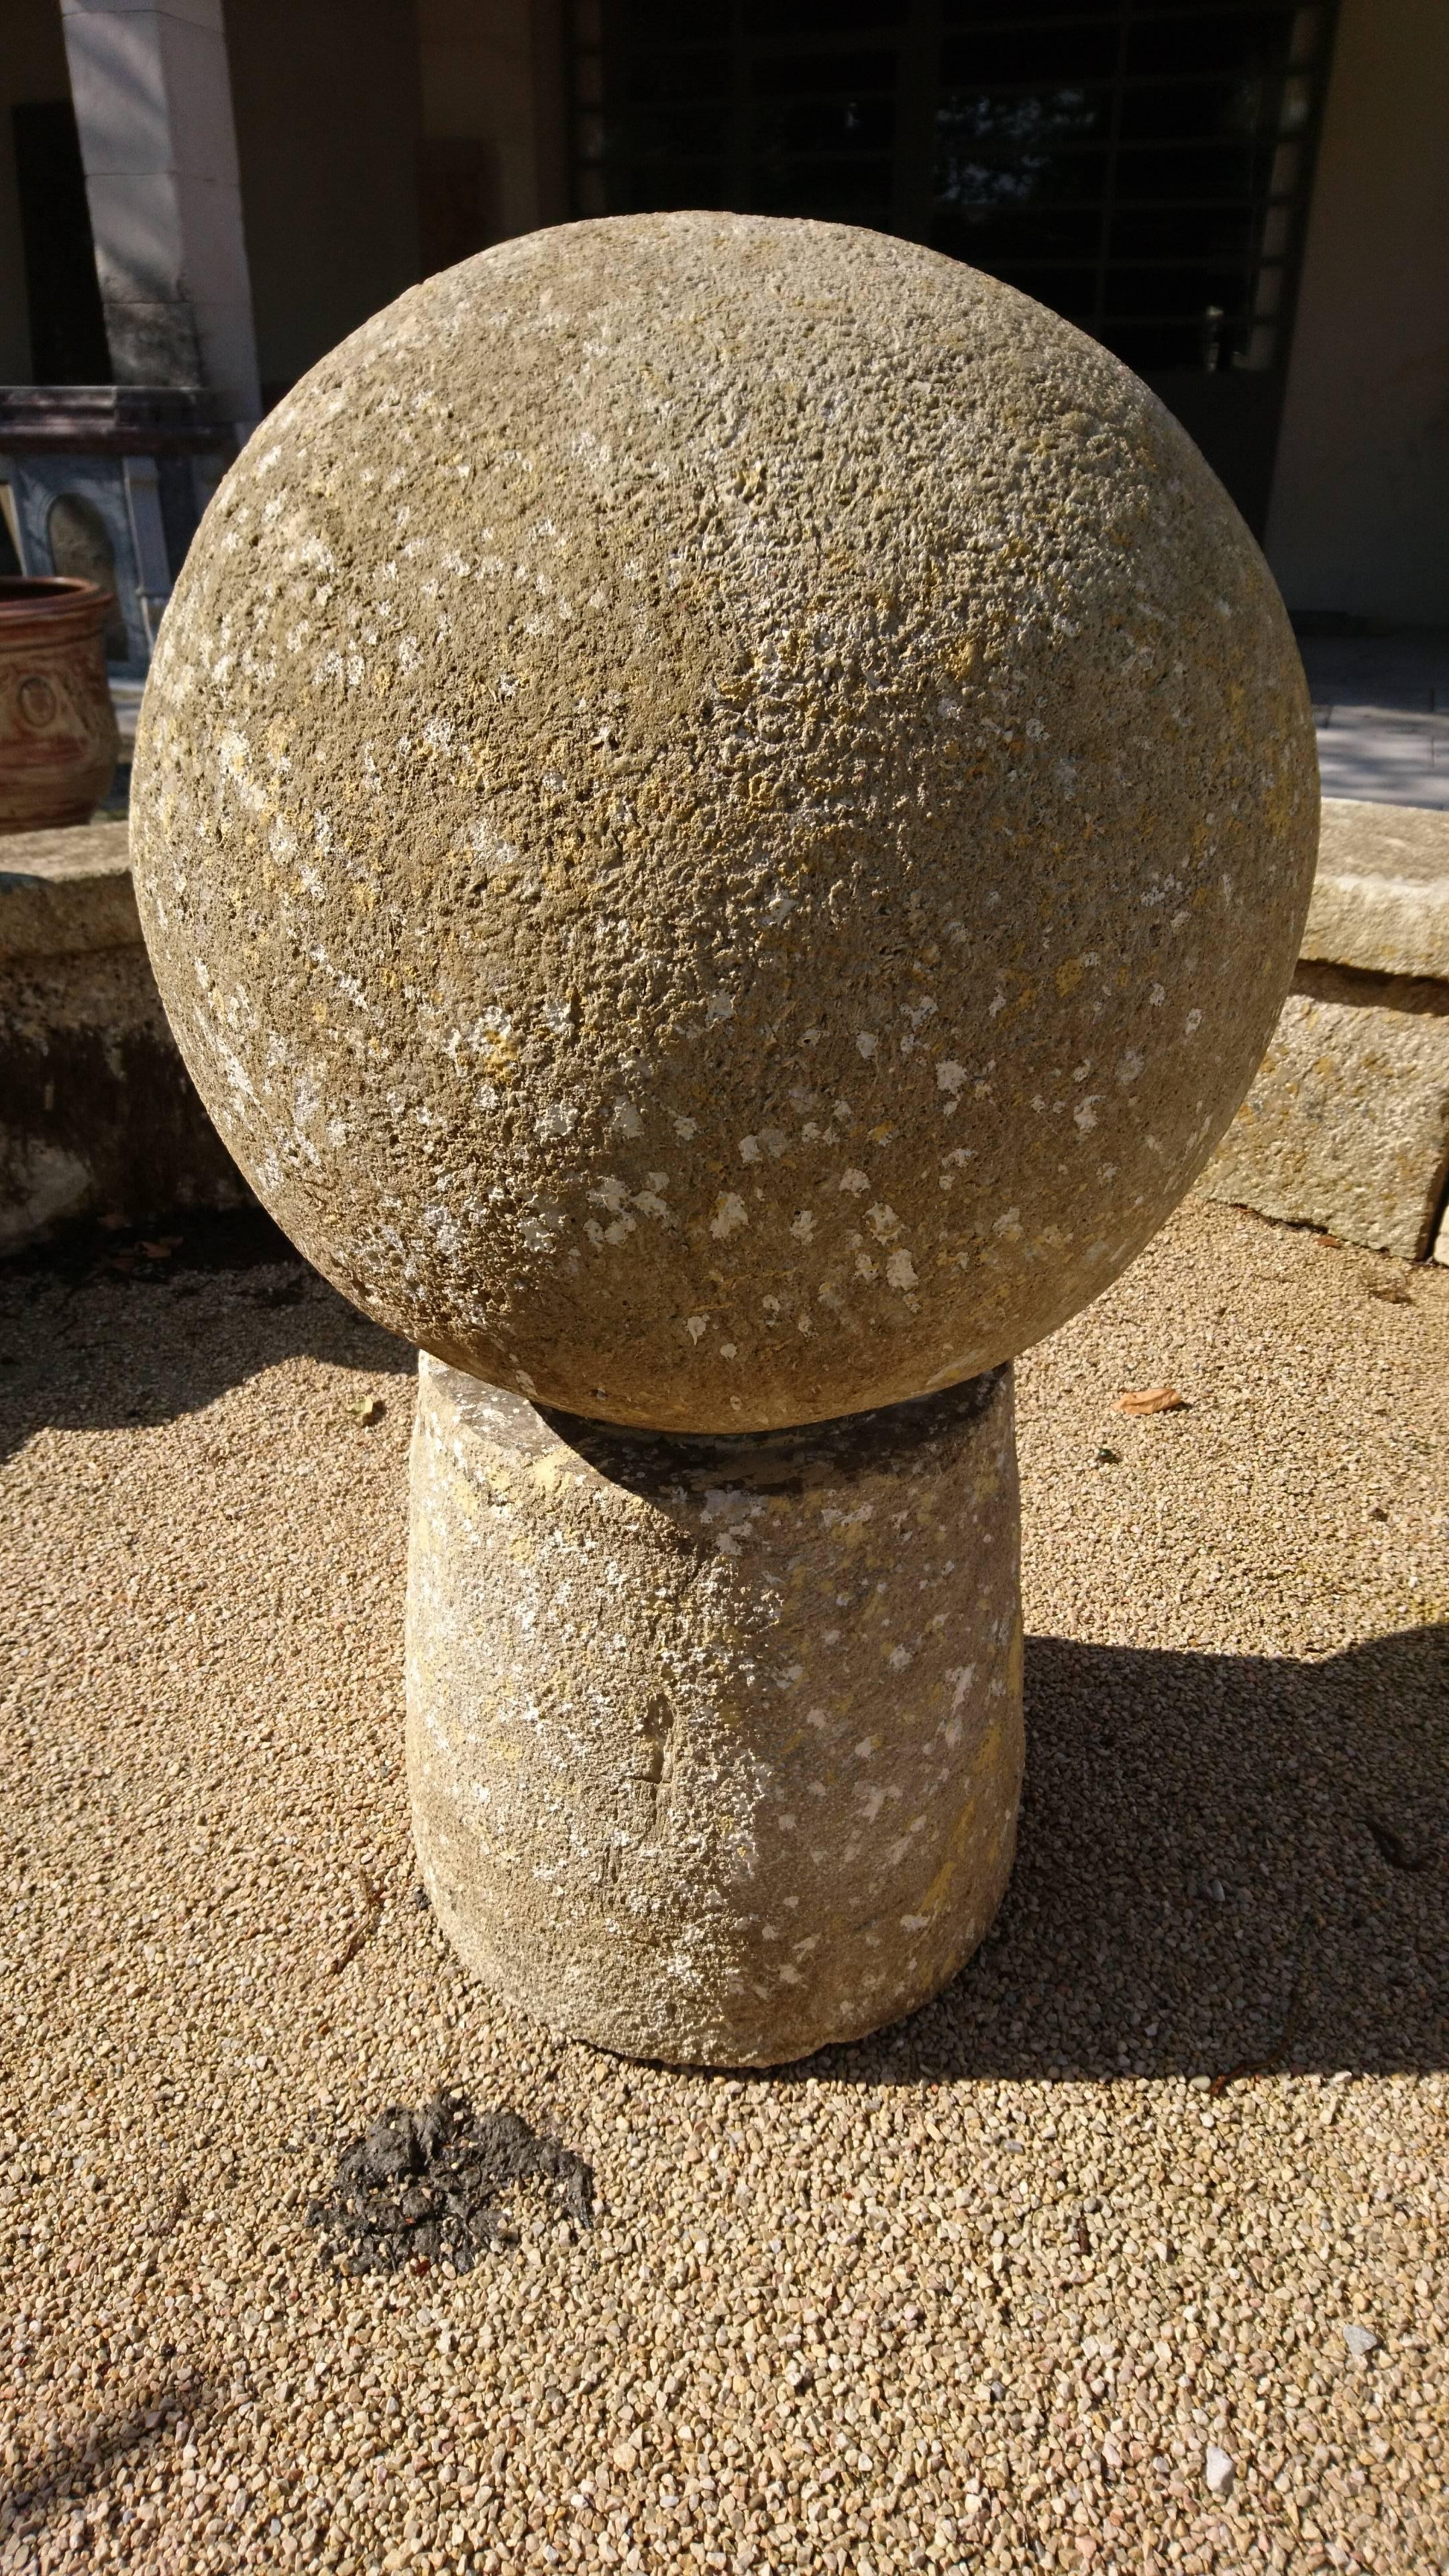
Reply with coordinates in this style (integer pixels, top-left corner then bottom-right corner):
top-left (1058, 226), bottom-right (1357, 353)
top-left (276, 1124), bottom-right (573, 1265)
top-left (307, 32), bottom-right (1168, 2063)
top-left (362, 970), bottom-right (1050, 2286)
top-left (60, 0), bottom-right (260, 435)
top-left (407, 1356), bottom-right (1023, 2068)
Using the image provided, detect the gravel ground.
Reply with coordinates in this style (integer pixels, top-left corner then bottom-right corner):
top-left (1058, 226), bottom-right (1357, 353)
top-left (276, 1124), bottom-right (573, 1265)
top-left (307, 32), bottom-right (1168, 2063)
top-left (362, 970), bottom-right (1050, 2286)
top-left (1, 1194), bottom-right (1445, 2576)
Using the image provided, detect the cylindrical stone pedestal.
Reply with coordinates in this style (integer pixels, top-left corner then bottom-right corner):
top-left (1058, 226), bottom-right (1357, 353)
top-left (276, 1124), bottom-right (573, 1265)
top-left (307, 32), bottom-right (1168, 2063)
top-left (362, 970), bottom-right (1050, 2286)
top-left (407, 1355), bottom-right (1023, 2067)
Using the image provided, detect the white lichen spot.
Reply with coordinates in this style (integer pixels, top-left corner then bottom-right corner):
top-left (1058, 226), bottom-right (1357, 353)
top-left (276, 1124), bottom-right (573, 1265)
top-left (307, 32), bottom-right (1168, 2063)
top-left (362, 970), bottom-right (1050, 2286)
top-left (535, 1102), bottom-right (577, 1139)
top-left (468, 820), bottom-right (518, 875)
top-left (673, 1116), bottom-right (697, 1140)
top-left (885, 1248), bottom-right (918, 1291)
top-left (1073, 1097), bottom-right (1099, 1133)
top-left (790, 1211), bottom-right (816, 1242)
top-left (739, 1135), bottom-right (761, 1165)
top-left (705, 990), bottom-right (734, 1024)
top-left (720, 1342), bottom-right (737, 1360)
top-left (993, 1208), bottom-right (1023, 1242)
top-left (710, 1193), bottom-right (749, 1240)
top-left (686, 1315), bottom-right (708, 1342)
top-left (866, 1204), bottom-right (901, 1242)
top-left (610, 1100), bottom-right (643, 1137)
top-left (1149, 983), bottom-right (1166, 1006)
top-left (1185, 1008), bottom-right (1203, 1034)
top-left (838, 1168), bottom-right (869, 1195)
top-left (936, 1061), bottom-right (966, 1097)
top-left (855, 1032), bottom-right (877, 1058)
top-left (1117, 1049), bottom-right (1144, 1085)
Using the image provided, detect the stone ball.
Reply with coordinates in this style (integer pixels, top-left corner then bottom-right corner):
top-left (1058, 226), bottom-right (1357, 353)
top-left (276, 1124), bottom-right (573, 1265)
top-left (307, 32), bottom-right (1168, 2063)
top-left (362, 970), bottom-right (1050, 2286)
top-left (131, 212), bottom-right (1317, 1432)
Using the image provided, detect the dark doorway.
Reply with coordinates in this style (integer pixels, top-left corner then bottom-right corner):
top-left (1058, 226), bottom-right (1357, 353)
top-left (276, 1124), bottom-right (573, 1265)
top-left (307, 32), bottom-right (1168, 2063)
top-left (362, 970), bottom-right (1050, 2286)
top-left (417, 135), bottom-right (500, 278)
top-left (11, 99), bottom-right (112, 386)
top-left (567, 1), bottom-right (1340, 535)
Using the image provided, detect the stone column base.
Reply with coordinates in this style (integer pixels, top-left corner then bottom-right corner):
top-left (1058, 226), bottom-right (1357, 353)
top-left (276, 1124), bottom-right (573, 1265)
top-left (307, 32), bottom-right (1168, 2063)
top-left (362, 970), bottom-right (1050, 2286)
top-left (407, 1357), bottom-right (1022, 2067)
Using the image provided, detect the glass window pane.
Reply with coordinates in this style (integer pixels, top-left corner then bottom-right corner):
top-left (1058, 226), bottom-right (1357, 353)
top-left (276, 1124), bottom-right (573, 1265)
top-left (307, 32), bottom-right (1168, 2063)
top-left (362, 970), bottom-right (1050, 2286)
top-left (1124, 9), bottom-right (1297, 77)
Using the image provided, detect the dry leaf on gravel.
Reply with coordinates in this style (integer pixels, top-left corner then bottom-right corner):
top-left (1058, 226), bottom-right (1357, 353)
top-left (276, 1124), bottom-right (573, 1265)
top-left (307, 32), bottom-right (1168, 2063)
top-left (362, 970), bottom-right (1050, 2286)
top-left (327, 1870), bottom-right (384, 1974)
top-left (1366, 1813), bottom-right (1436, 1874)
top-left (1116, 1385), bottom-right (1188, 1415)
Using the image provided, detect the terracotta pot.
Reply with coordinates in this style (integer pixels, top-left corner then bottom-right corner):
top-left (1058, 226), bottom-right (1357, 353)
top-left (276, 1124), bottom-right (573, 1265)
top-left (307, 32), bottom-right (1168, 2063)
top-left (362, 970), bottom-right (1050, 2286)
top-left (0, 576), bottom-right (120, 835)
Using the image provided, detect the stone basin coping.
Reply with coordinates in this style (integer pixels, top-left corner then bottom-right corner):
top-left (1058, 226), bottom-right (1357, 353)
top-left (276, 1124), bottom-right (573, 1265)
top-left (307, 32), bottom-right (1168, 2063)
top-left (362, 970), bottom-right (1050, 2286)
top-left (0, 819), bottom-right (136, 958)
top-left (1304, 800), bottom-right (1449, 983)
top-left (3, 799), bottom-right (1446, 979)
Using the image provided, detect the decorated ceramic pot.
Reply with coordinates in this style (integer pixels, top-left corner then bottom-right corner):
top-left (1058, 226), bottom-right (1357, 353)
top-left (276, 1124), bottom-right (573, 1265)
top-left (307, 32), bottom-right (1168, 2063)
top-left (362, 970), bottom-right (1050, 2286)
top-left (0, 576), bottom-right (119, 835)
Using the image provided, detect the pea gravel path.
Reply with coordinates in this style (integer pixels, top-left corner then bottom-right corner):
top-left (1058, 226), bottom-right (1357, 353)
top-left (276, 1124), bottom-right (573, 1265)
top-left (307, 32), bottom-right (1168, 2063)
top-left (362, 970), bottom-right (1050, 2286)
top-left (1, 1195), bottom-right (1446, 2576)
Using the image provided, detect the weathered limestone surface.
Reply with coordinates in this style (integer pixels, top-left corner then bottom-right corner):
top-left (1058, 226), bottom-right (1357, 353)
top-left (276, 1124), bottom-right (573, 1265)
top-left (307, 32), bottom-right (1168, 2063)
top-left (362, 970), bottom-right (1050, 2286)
top-left (0, 818), bottom-right (249, 1249)
top-left (1200, 967), bottom-right (1449, 1262)
top-left (0, 820), bottom-right (137, 951)
top-left (1199, 799), bottom-right (1449, 1260)
top-left (131, 211), bottom-right (1317, 1432)
top-left (407, 1353), bottom-right (1022, 2065)
top-left (1304, 800), bottom-right (1449, 983)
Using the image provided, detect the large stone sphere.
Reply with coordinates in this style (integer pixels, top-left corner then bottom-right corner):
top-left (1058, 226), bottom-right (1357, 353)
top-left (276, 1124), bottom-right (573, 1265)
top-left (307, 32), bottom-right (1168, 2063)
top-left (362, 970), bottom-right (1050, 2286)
top-left (131, 212), bottom-right (1317, 1432)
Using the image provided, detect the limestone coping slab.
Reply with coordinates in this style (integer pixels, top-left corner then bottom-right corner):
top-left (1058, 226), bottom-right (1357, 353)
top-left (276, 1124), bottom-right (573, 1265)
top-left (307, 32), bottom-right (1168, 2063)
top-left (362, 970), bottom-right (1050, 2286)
top-left (1303, 800), bottom-right (1449, 983)
top-left (0, 820), bottom-right (137, 959)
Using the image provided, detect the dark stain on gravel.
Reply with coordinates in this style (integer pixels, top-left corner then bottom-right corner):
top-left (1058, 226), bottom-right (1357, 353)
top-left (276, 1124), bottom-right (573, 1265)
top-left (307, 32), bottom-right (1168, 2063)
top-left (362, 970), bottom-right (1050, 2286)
top-left (307, 2088), bottom-right (594, 2276)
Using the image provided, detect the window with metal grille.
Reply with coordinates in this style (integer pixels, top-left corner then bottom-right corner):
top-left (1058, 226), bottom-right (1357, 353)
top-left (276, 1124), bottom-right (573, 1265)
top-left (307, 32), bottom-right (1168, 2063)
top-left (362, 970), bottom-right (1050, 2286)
top-left (566, 2), bottom-right (1338, 531)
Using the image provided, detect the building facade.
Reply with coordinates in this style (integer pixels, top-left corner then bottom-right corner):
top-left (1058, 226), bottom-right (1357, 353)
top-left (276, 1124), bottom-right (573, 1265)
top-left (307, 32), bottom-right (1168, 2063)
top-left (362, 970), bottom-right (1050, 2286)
top-left (1, 0), bottom-right (1445, 626)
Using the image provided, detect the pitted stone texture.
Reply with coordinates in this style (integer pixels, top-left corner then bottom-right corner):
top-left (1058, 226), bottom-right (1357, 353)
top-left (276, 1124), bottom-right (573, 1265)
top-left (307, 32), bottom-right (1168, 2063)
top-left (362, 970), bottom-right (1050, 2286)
top-left (407, 1354), bottom-right (1022, 2067)
top-left (131, 211), bottom-right (1318, 1431)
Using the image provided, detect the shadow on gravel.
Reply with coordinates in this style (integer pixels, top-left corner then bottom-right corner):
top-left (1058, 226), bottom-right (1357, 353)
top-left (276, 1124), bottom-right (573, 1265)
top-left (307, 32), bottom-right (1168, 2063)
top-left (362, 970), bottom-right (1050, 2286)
top-left (790, 1621), bottom-right (1449, 2092)
top-left (0, 1209), bottom-right (415, 1468)
top-left (0, 2375), bottom-right (211, 2547)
